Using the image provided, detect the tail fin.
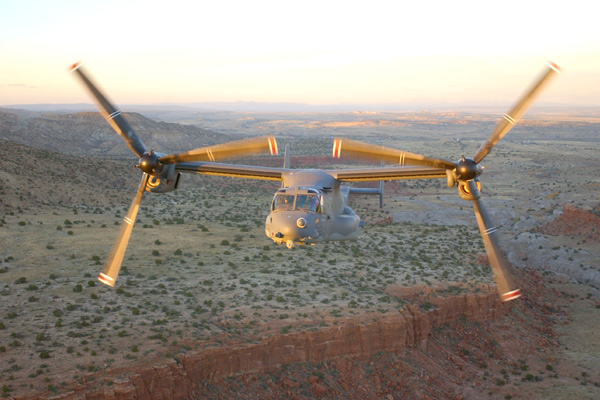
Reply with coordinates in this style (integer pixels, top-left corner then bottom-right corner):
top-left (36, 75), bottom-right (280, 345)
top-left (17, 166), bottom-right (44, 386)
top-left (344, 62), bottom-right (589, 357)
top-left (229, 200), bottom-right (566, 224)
top-left (282, 145), bottom-right (290, 188)
top-left (283, 145), bottom-right (290, 169)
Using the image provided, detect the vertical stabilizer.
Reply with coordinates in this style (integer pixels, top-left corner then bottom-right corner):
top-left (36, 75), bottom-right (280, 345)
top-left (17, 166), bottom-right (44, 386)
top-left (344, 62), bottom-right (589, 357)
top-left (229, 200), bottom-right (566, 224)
top-left (283, 145), bottom-right (290, 169)
top-left (281, 145), bottom-right (290, 188)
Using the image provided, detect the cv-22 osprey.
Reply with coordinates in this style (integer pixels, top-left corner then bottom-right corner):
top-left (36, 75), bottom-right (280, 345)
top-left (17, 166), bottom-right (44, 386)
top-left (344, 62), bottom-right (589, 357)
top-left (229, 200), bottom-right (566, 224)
top-left (71, 61), bottom-right (560, 302)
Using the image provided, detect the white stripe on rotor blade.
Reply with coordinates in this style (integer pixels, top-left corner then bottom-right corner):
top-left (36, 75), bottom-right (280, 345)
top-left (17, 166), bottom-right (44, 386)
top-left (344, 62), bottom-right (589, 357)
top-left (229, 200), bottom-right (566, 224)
top-left (207, 148), bottom-right (215, 162)
top-left (124, 217), bottom-right (134, 225)
top-left (503, 114), bottom-right (516, 124)
top-left (501, 289), bottom-right (522, 302)
top-left (98, 273), bottom-right (116, 287)
top-left (108, 110), bottom-right (121, 120)
top-left (484, 226), bottom-right (497, 235)
top-left (547, 61), bottom-right (561, 73)
top-left (269, 137), bottom-right (278, 155)
top-left (333, 140), bottom-right (342, 158)
top-left (99, 272), bottom-right (115, 283)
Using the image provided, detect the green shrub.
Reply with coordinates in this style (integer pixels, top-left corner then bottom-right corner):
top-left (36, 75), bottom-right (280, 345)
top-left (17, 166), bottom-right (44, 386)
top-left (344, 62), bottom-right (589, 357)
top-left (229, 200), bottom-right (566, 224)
top-left (280, 325), bottom-right (291, 334)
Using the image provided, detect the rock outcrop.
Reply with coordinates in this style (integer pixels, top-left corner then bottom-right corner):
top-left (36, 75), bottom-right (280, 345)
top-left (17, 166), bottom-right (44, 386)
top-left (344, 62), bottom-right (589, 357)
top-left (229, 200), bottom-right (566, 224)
top-left (538, 204), bottom-right (600, 242)
top-left (23, 290), bottom-right (507, 400)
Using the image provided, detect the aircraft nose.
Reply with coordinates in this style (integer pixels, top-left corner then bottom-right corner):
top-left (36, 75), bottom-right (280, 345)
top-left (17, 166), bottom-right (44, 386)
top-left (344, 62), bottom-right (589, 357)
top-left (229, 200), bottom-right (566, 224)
top-left (267, 212), bottom-right (318, 242)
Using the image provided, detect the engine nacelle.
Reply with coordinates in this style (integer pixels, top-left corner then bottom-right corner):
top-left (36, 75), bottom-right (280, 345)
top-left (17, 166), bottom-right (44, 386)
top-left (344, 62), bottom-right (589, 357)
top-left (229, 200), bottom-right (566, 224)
top-left (146, 163), bottom-right (181, 193)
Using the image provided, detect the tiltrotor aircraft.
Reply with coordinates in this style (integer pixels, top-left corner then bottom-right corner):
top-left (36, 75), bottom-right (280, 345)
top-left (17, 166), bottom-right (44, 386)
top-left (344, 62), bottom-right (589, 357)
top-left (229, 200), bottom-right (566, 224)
top-left (70, 61), bottom-right (560, 302)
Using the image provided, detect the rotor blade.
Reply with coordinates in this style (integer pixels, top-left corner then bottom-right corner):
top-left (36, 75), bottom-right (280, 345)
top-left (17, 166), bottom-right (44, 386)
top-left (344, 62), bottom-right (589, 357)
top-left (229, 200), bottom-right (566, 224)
top-left (467, 181), bottom-right (521, 302)
top-left (98, 173), bottom-right (149, 287)
top-left (333, 138), bottom-right (456, 169)
top-left (70, 62), bottom-right (147, 158)
top-left (159, 136), bottom-right (278, 164)
top-left (473, 61), bottom-right (561, 163)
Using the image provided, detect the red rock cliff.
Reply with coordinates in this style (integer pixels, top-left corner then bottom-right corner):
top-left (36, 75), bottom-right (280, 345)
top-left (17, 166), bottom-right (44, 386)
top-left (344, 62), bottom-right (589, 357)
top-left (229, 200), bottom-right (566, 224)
top-left (539, 204), bottom-right (600, 241)
top-left (23, 289), bottom-right (507, 400)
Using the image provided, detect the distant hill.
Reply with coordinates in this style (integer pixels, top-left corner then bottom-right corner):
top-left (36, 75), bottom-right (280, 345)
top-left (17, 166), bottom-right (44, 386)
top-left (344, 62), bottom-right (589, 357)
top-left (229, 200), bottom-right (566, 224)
top-left (0, 138), bottom-right (136, 211)
top-left (0, 110), bottom-right (231, 157)
top-left (0, 109), bottom-right (284, 211)
top-left (4, 102), bottom-right (413, 113)
top-left (5, 102), bottom-right (599, 114)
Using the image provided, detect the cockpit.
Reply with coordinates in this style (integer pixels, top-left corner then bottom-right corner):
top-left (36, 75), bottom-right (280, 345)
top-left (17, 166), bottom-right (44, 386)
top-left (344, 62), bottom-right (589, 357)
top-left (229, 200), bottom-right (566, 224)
top-left (272, 189), bottom-right (322, 214)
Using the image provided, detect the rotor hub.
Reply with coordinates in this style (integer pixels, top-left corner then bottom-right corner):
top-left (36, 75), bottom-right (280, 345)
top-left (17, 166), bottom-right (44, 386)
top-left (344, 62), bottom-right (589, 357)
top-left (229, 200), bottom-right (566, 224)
top-left (454, 156), bottom-right (482, 182)
top-left (138, 151), bottom-right (162, 175)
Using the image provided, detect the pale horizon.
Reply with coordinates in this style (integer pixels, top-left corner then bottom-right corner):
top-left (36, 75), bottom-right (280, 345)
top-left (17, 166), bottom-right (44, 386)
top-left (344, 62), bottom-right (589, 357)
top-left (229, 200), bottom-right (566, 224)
top-left (1, 0), bottom-right (599, 108)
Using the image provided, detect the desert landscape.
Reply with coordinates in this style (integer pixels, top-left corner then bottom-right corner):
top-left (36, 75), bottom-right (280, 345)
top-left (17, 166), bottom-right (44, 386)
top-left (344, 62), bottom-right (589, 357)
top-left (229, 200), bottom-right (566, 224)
top-left (1, 107), bottom-right (599, 399)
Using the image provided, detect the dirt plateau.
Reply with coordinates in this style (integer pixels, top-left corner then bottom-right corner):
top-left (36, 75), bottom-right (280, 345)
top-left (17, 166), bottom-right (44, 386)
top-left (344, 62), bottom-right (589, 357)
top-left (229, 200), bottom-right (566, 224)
top-left (20, 269), bottom-right (569, 400)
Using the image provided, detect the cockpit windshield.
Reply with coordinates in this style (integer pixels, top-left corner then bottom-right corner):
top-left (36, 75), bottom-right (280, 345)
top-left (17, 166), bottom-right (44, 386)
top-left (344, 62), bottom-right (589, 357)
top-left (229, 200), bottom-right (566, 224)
top-left (272, 193), bottom-right (321, 213)
top-left (295, 194), bottom-right (319, 212)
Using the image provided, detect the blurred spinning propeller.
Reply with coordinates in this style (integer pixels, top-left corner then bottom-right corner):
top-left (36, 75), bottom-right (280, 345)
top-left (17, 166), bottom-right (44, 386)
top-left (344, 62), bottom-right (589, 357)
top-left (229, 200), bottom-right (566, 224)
top-left (333, 62), bottom-right (561, 301)
top-left (70, 63), bottom-right (277, 286)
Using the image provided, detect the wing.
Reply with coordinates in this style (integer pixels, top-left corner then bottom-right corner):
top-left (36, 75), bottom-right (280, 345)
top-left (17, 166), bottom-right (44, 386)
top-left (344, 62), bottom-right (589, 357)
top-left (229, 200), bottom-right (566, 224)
top-left (327, 166), bottom-right (448, 182)
top-left (176, 162), bottom-right (286, 181)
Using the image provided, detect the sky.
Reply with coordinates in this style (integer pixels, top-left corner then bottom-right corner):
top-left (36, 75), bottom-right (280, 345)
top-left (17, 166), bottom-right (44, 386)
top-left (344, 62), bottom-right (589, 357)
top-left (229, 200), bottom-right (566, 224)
top-left (1, 0), bottom-right (599, 108)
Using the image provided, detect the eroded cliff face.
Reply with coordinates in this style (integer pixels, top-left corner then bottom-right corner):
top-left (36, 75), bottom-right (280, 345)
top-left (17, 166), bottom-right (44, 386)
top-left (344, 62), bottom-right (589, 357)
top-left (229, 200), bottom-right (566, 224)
top-left (539, 204), bottom-right (600, 242)
top-left (25, 289), bottom-right (507, 400)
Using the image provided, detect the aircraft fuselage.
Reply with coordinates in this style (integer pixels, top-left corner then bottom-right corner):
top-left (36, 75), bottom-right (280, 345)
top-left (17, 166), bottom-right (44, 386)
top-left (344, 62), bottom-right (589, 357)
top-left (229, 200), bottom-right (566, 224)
top-left (264, 170), bottom-right (360, 248)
